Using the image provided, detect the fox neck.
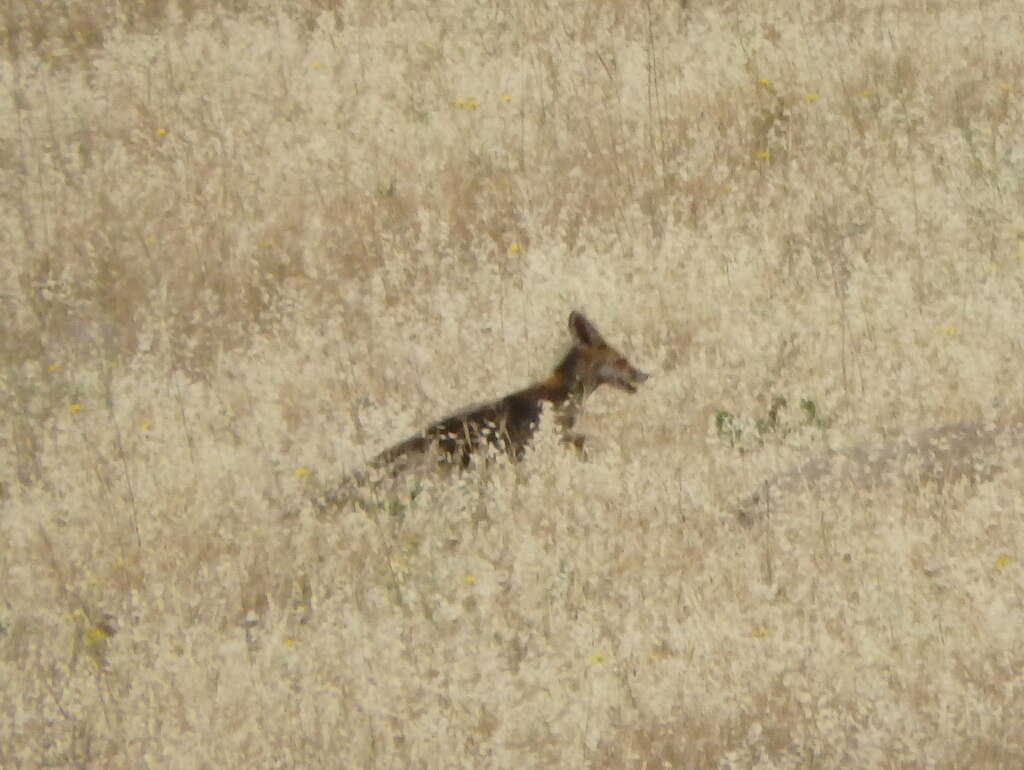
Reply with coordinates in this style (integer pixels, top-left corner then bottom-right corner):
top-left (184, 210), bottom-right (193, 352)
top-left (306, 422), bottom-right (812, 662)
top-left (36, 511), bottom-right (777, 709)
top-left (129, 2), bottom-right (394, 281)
top-left (528, 349), bottom-right (594, 430)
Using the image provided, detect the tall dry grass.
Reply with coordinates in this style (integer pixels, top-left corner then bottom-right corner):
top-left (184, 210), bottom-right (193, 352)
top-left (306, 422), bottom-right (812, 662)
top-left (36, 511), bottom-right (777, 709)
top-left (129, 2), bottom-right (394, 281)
top-left (2, 0), bottom-right (1023, 767)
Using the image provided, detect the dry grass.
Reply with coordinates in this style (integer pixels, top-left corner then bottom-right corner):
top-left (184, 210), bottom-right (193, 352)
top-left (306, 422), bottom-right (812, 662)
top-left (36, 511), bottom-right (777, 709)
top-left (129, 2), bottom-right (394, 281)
top-left (2, 0), bottom-right (1023, 767)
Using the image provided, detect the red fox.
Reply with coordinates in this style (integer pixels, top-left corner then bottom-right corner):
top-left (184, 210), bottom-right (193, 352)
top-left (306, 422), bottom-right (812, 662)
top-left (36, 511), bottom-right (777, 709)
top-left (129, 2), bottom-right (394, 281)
top-left (369, 311), bottom-right (649, 474)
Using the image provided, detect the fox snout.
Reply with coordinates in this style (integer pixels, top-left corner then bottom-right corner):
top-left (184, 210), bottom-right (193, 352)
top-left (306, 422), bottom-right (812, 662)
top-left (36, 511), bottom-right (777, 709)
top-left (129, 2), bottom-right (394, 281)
top-left (599, 356), bottom-right (650, 394)
top-left (625, 368), bottom-right (650, 393)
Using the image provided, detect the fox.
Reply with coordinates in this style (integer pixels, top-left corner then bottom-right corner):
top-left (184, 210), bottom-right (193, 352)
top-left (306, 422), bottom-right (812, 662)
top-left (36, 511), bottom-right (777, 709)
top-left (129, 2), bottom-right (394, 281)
top-left (311, 312), bottom-right (648, 514)
top-left (735, 420), bottom-right (1024, 525)
top-left (367, 311), bottom-right (649, 474)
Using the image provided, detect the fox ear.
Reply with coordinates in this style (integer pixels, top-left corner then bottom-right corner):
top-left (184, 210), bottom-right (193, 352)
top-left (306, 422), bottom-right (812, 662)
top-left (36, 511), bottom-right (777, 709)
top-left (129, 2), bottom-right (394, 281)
top-left (568, 311), bottom-right (606, 347)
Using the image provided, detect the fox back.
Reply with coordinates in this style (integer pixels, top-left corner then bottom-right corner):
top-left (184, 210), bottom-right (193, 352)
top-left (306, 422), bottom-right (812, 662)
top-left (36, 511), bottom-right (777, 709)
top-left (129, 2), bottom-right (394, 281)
top-left (371, 311), bottom-right (649, 473)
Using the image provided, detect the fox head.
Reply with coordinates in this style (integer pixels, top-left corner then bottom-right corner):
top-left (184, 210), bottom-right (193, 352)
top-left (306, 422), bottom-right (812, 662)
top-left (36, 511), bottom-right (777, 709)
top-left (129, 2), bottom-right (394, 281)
top-left (564, 311), bottom-right (649, 396)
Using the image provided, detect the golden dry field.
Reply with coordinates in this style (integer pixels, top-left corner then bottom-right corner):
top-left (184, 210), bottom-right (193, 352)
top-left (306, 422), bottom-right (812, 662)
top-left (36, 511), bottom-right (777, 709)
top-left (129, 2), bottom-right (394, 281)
top-left (2, 1), bottom-right (1023, 767)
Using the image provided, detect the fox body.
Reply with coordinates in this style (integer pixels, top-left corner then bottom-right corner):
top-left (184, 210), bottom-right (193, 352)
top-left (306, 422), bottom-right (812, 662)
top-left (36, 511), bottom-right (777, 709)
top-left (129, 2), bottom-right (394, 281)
top-left (371, 311), bottom-right (648, 473)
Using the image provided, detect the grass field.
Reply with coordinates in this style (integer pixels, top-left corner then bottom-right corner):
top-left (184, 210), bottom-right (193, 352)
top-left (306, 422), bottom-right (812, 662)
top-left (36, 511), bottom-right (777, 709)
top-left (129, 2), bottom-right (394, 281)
top-left (3, 1), bottom-right (1023, 767)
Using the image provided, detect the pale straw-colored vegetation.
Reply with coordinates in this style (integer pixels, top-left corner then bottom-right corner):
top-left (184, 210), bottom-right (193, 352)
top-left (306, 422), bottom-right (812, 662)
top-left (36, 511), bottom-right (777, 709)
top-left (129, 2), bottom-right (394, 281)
top-left (2, 1), bottom-right (1023, 767)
